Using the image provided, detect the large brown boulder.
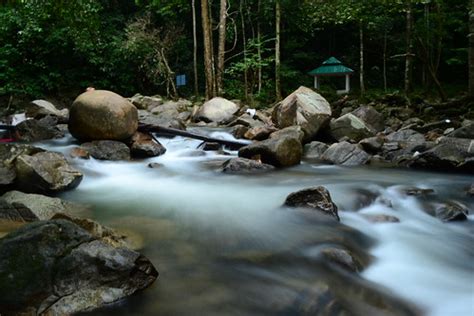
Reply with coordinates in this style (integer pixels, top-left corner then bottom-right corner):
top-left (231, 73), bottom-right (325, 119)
top-left (69, 90), bottom-right (138, 141)
top-left (272, 86), bottom-right (332, 143)
top-left (194, 97), bottom-right (240, 124)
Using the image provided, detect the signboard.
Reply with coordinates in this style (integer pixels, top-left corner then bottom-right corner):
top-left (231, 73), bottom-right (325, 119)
top-left (176, 74), bottom-right (186, 87)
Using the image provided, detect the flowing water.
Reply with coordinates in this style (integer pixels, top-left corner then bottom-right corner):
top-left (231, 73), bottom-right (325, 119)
top-left (37, 129), bottom-right (473, 316)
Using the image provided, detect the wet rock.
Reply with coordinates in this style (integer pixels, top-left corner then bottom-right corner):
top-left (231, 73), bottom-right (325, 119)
top-left (15, 151), bottom-right (83, 193)
top-left (199, 142), bottom-right (221, 151)
top-left (148, 162), bottom-right (164, 169)
top-left (69, 90), bottom-right (138, 141)
top-left (1, 190), bottom-right (83, 221)
top-left (27, 100), bottom-right (69, 122)
top-left (244, 125), bottom-right (278, 141)
top-left (270, 126), bottom-right (305, 143)
top-left (320, 247), bottom-right (363, 272)
top-left (238, 135), bottom-right (303, 167)
top-left (284, 186), bottom-right (339, 221)
top-left (0, 198), bottom-right (37, 223)
top-left (362, 214), bottom-right (400, 223)
top-left (0, 165), bottom-right (15, 193)
top-left (272, 86), bottom-right (332, 142)
top-left (81, 140), bottom-right (131, 161)
top-left (138, 109), bottom-right (186, 131)
top-left (403, 187), bottom-right (435, 197)
top-left (221, 157), bottom-right (275, 174)
top-left (230, 124), bottom-right (249, 139)
top-left (467, 184), bottom-right (474, 196)
top-left (303, 141), bottom-right (329, 160)
top-left (195, 97), bottom-right (239, 124)
top-left (447, 121), bottom-right (474, 139)
top-left (351, 105), bottom-right (385, 132)
top-left (411, 137), bottom-right (474, 171)
top-left (70, 147), bottom-right (90, 159)
top-left (228, 114), bottom-right (264, 128)
top-left (329, 113), bottom-right (376, 142)
top-left (359, 136), bottom-right (384, 154)
top-left (322, 141), bottom-right (370, 166)
top-left (0, 219), bottom-right (158, 315)
top-left (386, 129), bottom-right (425, 143)
top-left (15, 116), bottom-right (64, 142)
top-left (434, 201), bottom-right (469, 222)
top-left (129, 132), bottom-right (166, 158)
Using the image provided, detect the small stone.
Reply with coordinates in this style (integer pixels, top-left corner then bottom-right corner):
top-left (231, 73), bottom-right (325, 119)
top-left (70, 147), bottom-right (90, 159)
top-left (362, 214), bottom-right (400, 223)
top-left (284, 186), bottom-right (339, 221)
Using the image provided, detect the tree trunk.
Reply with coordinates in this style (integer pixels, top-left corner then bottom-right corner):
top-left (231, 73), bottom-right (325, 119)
top-left (257, 0), bottom-right (262, 94)
top-left (469, 2), bottom-right (474, 96)
top-left (405, 1), bottom-right (414, 96)
top-left (240, 0), bottom-right (248, 100)
top-left (275, 0), bottom-right (282, 101)
top-left (359, 21), bottom-right (365, 95)
top-left (201, 0), bottom-right (215, 99)
top-left (216, 0), bottom-right (227, 96)
top-left (192, 0), bottom-right (199, 96)
top-left (383, 30), bottom-right (387, 91)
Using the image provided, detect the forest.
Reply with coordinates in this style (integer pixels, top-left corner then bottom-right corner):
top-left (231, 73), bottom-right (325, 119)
top-left (0, 0), bottom-right (471, 107)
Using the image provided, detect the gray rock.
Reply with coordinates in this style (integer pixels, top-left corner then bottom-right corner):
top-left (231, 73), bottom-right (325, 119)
top-left (222, 157), bottom-right (275, 174)
top-left (244, 125), bottom-right (278, 141)
top-left (359, 136), bottom-right (384, 153)
top-left (81, 140), bottom-right (131, 161)
top-left (303, 141), bottom-right (329, 160)
top-left (15, 151), bottom-right (83, 193)
top-left (362, 214), bottom-right (400, 223)
top-left (228, 114), bottom-right (264, 128)
top-left (129, 132), bottom-right (166, 158)
top-left (15, 116), bottom-right (64, 142)
top-left (351, 105), bottom-right (385, 132)
top-left (321, 247), bottom-right (363, 272)
top-left (69, 90), bottom-right (138, 141)
top-left (270, 126), bottom-right (305, 143)
top-left (27, 100), bottom-right (69, 122)
top-left (284, 186), bottom-right (339, 221)
top-left (195, 97), bottom-right (239, 124)
top-left (0, 198), bottom-right (37, 223)
top-left (329, 113), bottom-right (376, 142)
top-left (322, 141), bottom-right (370, 166)
top-left (1, 190), bottom-right (82, 220)
top-left (0, 219), bottom-right (158, 315)
top-left (129, 94), bottom-right (163, 110)
top-left (386, 129), bottom-right (425, 143)
top-left (272, 86), bottom-right (332, 142)
top-left (230, 124), bottom-right (249, 139)
top-left (138, 110), bottom-right (186, 131)
top-left (0, 165), bottom-right (15, 192)
top-left (434, 201), bottom-right (469, 222)
top-left (0, 144), bottom-right (44, 166)
top-left (238, 135), bottom-right (303, 167)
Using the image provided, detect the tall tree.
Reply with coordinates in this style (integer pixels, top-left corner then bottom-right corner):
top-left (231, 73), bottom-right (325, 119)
top-left (404, 0), bottom-right (414, 95)
top-left (359, 21), bottom-right (365, 94)
top-left (192, 0), bottom-right (199, 96)
top-left (470, 0), bottom-right (474, 96)
top-left (201, 0), bottom-right (216, 99)
top-left (216, 0), bottom-right (227, 95)
top-left (275, 0), bottom-right (282, 100)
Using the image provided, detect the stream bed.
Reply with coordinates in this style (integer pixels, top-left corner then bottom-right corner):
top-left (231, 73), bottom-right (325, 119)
top-left (38, 130), bottom-right (473, 316)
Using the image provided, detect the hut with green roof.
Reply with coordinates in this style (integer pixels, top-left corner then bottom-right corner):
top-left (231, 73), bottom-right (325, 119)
top-left (308, 57), bottom-right (354, 94)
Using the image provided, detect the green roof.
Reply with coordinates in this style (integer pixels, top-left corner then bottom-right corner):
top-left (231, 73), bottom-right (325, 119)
top-left (308, 57), bottom-right (354, 76)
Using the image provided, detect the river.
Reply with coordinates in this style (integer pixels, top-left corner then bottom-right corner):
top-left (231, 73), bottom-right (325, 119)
top-left (37, 129), bottom-right (474, 316)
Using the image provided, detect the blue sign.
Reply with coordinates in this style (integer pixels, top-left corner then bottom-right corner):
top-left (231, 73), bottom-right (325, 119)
top-left (176, 74), bottom-right (186, 87)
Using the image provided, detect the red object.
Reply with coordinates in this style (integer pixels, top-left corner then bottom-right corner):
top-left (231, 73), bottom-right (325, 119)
top-left (0, 138), bottom-right (14, 143)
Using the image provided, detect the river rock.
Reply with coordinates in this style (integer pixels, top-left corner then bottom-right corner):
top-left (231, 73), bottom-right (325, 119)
top-left (284, 186), bottom-right (339, 221)
top-left (329, 113), bottom-right (376, 142)
top-left (244, 125), bottom-right (278, 140)
top-left (270, 126), bottom-right (305, 143)
top-left (230, 124), bottom-right (249, 139)
top-left (129, 132), bottom-right (166, 158)
top-left (15, 116), bottom-right (64, 142)
top-left (195, 97), bottom-right (239, 124)
top-left (15, 151), bottom-right (83, 193)
top-left (320, 247), bottom-right (363, 272)
top-left (322, 141), bottom-right (370, 166)
top-left (303, 141), bottom-right (329, 160)
top-left (411, 137), bottom-right (474, 171)
top-left (0, 219), bottom-right (158, 315)
top-left (447, 121), bottom-right (474, 139)
top-left (434, 201), bottom-right (469, 222)
top-left (138, 109), bottom-right (186, 130)
top-left (238, 135), bottom-right (303, 167)
top-left (351, 105), bottom-right (385, 132)
top-left (222, 157), bottom-right (275, 174)
top-left (0, 198), bottom-right (37, 223)
top-left (80, 140), bottom-right (131, 161)
top-left (70, 147), bottom-right (90, 159)
top-left (27, 99), bottom-right (69, 122)
top-left (69, 90), bottom-right (138, 141)
top-left (0, 165), bottom-right (15, 193)
top-left (129, 94), bottom-right (163, 110)
top-left (1, 190), bottom-right (82, 220)
top-left (228, 114), bottom-right (264, 128)
top-left (362, 214), bottom-right (400, 223)
top-left (272, 86), bottom-right (332, 142)
top-left (0, 144), bottom-right (44, 166)
top-left (359, 136), bottom-right (384, 153)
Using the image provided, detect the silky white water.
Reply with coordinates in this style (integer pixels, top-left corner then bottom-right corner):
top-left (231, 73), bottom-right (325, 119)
top-left (38, 130), bottom-right (474, 316)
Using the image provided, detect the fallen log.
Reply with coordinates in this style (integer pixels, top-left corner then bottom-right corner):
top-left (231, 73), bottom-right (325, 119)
top-left (138, 124), bottom-right (250, 150)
